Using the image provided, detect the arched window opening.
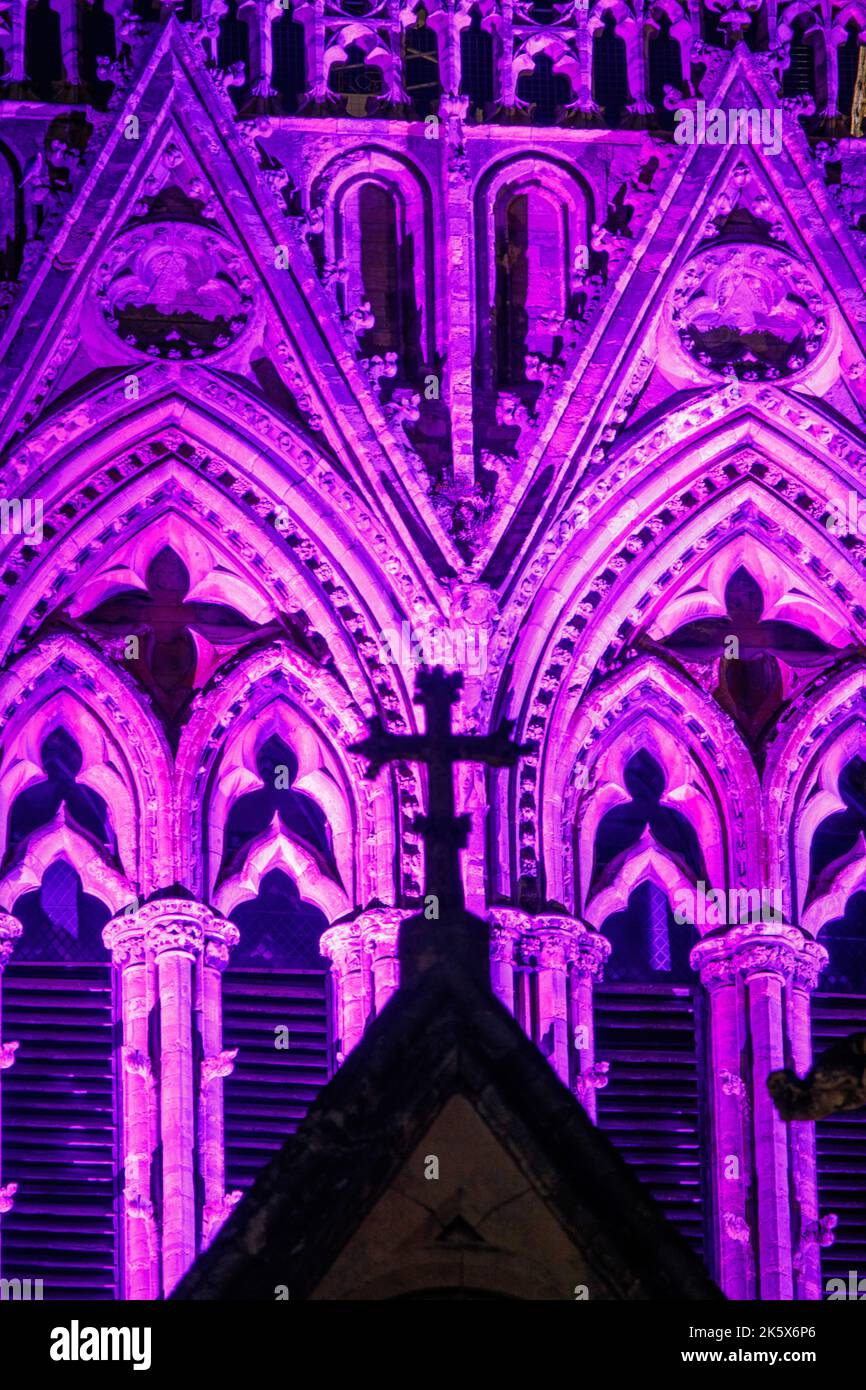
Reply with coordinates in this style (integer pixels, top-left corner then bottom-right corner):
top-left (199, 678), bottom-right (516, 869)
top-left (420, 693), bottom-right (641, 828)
top-left (592, 12), bottom-right (629, 124)
top-left (404, 6), bottom-right (441, 118)
top-left (838, 22), bottom-right (861, 117)
top-left (361, 182), bottom-right (401, 356)
top-left (2, 870), bottom-right (117, 1297)
top-left (599, 880), bottom-right (692, 980)
top-left (25, 0), bottom-right (64, 100)
top-left (648, 14), bottom-right (683, 124)
top-left (700, 1), bottom-right (726, 47)
top-left (13, 860), bottom-right (112, 963)
top-left (590, 749), bottom-right (706, 890)
top-left (7, 727), bottom-right (115, 861)
top-left (221, 734), bottom-right (335, 879)
top-left (228, 867), bottom-right (329, 969)
top-left (460, 9), bottom-right (495, 119)
top-left (272, 8), bottom-right (307, 113)
top-left (515, 51), bottom-right (571, 125)
top-left (329, 42), bottom-right (384, 106)
top-left (782, 16), bottom-right (817, 99)
top-left (493, 186), bottom-right (567, 388)
top-left (216, 0), bottom-right (250, 104)
top-left (81, 0), bottom-right (116, 103)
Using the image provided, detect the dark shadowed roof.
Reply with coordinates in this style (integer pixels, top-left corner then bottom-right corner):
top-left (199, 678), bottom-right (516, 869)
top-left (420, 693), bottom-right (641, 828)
top-left (173, 919), bottom-right (724, 1302)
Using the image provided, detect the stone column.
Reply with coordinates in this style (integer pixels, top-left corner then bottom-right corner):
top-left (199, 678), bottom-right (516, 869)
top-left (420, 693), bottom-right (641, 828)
top-left (198, 916), bottom-right (241, 1249)
top-left (788, 941), bottom-right (829, 1301)
top-left (143, 900), bottom-right (209, 1295)
top-left (692, 924), bottom-right (827, 1302)
top-left (103, 911), bottom-right (160, 1301)
top-left (567, 927), bottom-right (611, 1122)
top-left (0, 914), bottom-right (23, 1271)
top-left (57, 0), bottom-right (81, 86)
top-left (488, 915), bottom-right (521, 1012)
top-left (8, 2), bottom-right (27, 84)
top-left (357, 908), bottom-right (406, 1016)
top-left (534, 926), bottom-right (571, 1085)
top-left (319, 920), bottom-right (372, 1063)
top-left (691, 939), bottom-right (755, 1300)
top-left (488, 909), bottom-right (610, 1116)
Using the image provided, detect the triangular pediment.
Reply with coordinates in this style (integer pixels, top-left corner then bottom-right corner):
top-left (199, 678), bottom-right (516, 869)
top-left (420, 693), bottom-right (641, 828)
top-left (173, 959), bottom-right (722, 1301)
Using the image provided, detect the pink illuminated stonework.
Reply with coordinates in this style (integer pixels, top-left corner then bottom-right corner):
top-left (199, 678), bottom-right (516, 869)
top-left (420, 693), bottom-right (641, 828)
top-left (0, 0), bottom-right (865, 1303)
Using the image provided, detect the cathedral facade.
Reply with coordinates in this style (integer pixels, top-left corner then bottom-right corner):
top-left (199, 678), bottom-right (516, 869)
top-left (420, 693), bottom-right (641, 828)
top-left (0, 0), bottom-right (865, 1302)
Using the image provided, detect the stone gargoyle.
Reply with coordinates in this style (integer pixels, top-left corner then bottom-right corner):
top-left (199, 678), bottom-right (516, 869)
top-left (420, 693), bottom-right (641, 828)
top-left (768, 1032), bottom-right (866, 1121)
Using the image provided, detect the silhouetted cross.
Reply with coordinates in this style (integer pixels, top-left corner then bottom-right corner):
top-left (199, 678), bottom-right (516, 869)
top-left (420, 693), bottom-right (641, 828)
top-left (351, 667), bottom-right (528, 912)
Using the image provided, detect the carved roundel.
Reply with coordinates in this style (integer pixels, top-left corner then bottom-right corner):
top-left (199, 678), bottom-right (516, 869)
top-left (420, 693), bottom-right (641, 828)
top-left (667, 245), bottom-right (829, 381)
top-left (94, 223), bottom-right (253, 359)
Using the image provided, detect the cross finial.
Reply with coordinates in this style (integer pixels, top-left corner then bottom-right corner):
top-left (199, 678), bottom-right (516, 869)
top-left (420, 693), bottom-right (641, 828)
top-left (350, 667), bottom-right (528, 981)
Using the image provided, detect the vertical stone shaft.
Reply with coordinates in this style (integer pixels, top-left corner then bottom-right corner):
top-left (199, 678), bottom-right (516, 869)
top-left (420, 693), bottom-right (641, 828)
top-left (747, 967), bottom-right (793, 1298)
top-left (146, 907), bottom-right (206, 1294)
top-left (319, 921), bottom-right (372, 1061)
top-left (198, 918), bottom-right (240, 1248)
top-left (787, 945), bottom-right (827, 1301)
top-left (694, 953), bottom-right (754, 1299)
top-left (103, 914), bottom-right (160, 1301)
top-left (536, 929), bottom-right (571, 1084)
top-left (568, 929), bottom-right (610, 1123)
top-left (692, 925), bottom-right (827, 1302)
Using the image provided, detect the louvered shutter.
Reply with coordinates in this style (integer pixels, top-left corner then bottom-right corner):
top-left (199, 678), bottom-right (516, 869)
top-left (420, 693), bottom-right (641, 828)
top-left (594, 982), bottom-right (707, 1259)
top-left (1, 963), bottom-right (119, 1299)
top-left (221, 967), bottom-right (332, 1192)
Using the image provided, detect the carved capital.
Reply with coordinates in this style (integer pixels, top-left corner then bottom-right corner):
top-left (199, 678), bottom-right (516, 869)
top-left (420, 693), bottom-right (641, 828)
top-left (793, 941), bottom-right (828, 993)
top-left (355, 907), bottom-right (410, 958)
top-left (0, 913), bottom-right (23, 971)
top-left (103, 915), bottom-right (148, 966)
top-left (204, 918), bottom-right (240, 972)
top-left (146, 917), bottom-right (206, 958)
top-left (692, 923), bottom-right (808, 987)
top-left (319, 921), bottom-right (364, 973)
top-left (487, 910), bottom-right (610, 979)
top-left (535, 929), bottom-right (570, 971)
top-left (488, 924), bottom-right (521, 965)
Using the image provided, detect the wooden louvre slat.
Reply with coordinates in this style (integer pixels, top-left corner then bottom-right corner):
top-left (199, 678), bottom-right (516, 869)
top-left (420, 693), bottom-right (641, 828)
top-left (222, 968), bottom-right (331, 1193)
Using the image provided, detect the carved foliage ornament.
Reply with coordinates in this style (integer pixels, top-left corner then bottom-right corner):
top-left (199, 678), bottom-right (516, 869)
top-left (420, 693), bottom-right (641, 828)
top-left (93, 223), bottom-right (253, 359)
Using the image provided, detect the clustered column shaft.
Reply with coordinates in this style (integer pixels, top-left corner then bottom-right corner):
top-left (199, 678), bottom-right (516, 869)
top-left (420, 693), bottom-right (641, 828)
top-left (692, 924), bottom-right (828, 1301)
